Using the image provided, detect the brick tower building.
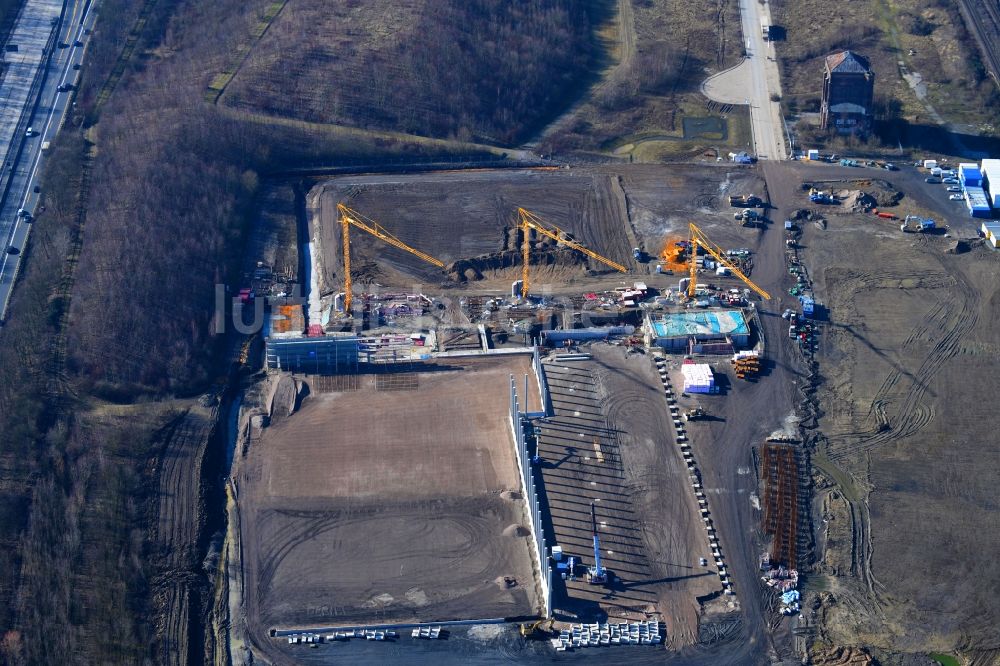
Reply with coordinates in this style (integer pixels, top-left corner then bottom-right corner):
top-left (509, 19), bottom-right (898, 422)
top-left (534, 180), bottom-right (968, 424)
top-left (820, 51), bottom-right (874, 134)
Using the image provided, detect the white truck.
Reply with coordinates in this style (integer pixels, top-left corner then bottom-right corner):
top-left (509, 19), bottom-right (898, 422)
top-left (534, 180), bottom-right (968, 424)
top-left (761, 18), bottom-right (770, 40)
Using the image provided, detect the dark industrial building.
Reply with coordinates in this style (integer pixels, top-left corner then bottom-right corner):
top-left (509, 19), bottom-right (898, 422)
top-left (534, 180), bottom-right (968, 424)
top-left (820, 51), bottom-right (874, 134)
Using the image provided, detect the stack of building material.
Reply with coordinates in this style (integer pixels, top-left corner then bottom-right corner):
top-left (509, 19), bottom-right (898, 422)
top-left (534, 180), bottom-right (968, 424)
top-left (732, 352), bottom-right (760, 379)
top-left (681, 363), bottom-right (715, 393)
top-left (271, 304), bottom-right (305, 336)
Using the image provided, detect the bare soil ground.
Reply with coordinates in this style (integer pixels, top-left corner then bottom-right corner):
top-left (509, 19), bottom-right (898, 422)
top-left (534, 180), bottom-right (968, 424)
top-left (239, 356), bottom-right (542, 643)
top-left (767, 160), bottom-right (1000, 661)
top-left (308, 165), bottom-right (765, 296)
top-left (537, 347), bottom-right (721, 647)
top-left (148, 403), bottom-right (218, 665)
top-left (309, 168), bottom-right (636, 292)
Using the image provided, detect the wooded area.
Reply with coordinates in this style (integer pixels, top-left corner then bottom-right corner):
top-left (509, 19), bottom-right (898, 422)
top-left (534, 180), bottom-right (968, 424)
top-left (222, 0), bottom-right (600, 144)
top-left (0, 0), bottom-right (596, 662)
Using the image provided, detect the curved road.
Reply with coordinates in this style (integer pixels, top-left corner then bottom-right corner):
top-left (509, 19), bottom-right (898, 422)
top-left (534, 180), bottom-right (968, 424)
top-left (703, 0), bottom-right (787, 161)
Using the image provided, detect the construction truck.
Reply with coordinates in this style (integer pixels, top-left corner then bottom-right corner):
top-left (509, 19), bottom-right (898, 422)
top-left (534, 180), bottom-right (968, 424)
top-left (900, 215), bottom-right (935, 234)
top-left (587, 503), bottom-right (608, 585)
top-left (683, 407), bottom-right (707, 421)
top-left (729, 194), bottom-right (762, 208)
top-left (735, 209), bottom-right (761, 227)
top-left (808, 188), bottom-right (835, 204)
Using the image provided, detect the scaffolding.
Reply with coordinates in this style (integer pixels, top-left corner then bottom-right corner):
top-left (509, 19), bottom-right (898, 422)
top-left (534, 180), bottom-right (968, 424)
top-left (761, 442), bottom-right (799, 568)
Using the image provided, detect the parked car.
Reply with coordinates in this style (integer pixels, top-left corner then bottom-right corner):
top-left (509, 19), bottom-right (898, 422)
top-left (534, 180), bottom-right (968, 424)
top-left (949, 194), bottom-right (964, 201)
top-left (942, 177), bottom-right (959, 184)
top-left (946, 186), bottom-right (962, 192)
top-left (925, 177), bottom-right (940, 184)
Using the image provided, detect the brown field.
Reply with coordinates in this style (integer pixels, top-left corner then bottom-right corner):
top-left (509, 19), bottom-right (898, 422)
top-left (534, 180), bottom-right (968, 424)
top-left (308, 165), bottom-right (766, 295)
top-left (764, 160), bottom-right (1000, 662)
top-left (239, 356), bottom-right (543, 637)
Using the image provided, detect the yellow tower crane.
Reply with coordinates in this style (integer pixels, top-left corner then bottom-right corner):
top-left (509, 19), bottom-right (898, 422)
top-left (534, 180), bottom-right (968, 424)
top-left (337, 203), bottom-right (445, 313)
top-left (517, 207), bottom-right (626, 299)
top-left (686, 222), bottom-right (770, 300)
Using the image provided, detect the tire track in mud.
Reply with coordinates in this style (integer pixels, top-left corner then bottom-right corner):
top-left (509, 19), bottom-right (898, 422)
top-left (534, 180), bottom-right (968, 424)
top-left (254, 502), bottom-right (508, 620)
top-left (813, 261), bottom-right (980, 613)
top-left (824, 269), bottom-right (977, 464)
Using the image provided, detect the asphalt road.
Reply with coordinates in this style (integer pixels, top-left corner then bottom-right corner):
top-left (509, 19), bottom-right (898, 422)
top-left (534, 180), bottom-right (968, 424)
top-left (738, 0), bottom-right (786, 161)
top-left (0, 0), bottom-right (96, 320)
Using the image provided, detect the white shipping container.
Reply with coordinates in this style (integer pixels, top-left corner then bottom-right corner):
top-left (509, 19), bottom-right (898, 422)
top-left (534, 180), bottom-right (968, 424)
top-left (981, 159), bottom-right (1000, 199)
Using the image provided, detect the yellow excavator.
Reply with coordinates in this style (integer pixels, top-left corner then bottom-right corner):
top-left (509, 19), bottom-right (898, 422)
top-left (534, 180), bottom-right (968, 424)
top-left (519, 618), bottom-right (554, 638)
top-left (337, 203), bottom-right (445, 312)
top-left (686, 222), bottom-right (770, 300)
top-left (517, 207), bottom-right (626, 299)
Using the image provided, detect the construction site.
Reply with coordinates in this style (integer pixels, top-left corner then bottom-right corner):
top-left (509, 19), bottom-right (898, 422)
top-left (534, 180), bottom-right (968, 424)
top-left (224, 154), bottom-right (1000, 664)
top-left (219, 162), bottom-right (827, 665)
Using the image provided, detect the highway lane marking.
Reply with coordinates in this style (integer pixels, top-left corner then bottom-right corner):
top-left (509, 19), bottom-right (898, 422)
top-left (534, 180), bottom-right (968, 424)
top-left (0, 1), bottom-right (94, 283)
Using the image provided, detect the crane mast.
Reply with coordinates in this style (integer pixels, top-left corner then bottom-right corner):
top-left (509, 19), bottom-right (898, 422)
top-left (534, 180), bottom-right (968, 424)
top-left (517, 207), bottom-right (626, 299)
top-left (587, 502), bottom-right (607, 584)
top-left (686, 222), bottom-right (771, 300)
top-left (337, 204), bottom-right (445, 313)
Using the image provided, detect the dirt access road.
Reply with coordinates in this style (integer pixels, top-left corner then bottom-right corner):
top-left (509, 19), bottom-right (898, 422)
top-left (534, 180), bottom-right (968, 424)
top-left (765, 159), bottom-right (1000, 661)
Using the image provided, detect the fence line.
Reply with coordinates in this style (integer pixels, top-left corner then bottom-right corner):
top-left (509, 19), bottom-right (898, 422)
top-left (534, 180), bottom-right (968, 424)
top-left (509, 374), bottom-right (552, 618)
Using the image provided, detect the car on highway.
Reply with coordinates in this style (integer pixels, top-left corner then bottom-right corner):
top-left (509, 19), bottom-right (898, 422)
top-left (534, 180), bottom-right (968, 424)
top-left (947, 186), bottom-right (962, 192)
top-left (56, 83), bottom-right (75, 92)
top-left (925, 177), bottom-right (940, 184)
top-left (72, 63), bottom-right (81, 70)
top-left (883, 163), bottom-right (898, 171)
top-left (57, 42), bottom-right (68, 48)
top-left (949, 194), bottom-right (964, 201)
top-left (17, 209), bottom-right (30, 219)
top-left (942, 177), bottom-right (959, 184)
top-left (25, 127), bottom-right (34, 137)
top-left (73, 40), bottom-right (83, 47)
top-left (6, 246), bottom-right (19, 255)
top-left (33, 185), bottom-right (40, 194)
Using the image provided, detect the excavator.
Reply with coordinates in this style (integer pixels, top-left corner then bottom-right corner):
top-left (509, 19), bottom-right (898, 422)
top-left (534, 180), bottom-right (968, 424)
top-left (337, 203), bottom-right (445, 313)
top-left (686, 222), bottom-right (771, 301)
top-left (519, 618), bottom-right (554, 638)
top-left (517, 207), bottom-right (626, 299)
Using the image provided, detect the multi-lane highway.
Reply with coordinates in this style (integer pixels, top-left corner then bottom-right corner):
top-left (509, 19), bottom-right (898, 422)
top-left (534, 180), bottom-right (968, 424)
top-left (0, 0), bottom-right (96, 320)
